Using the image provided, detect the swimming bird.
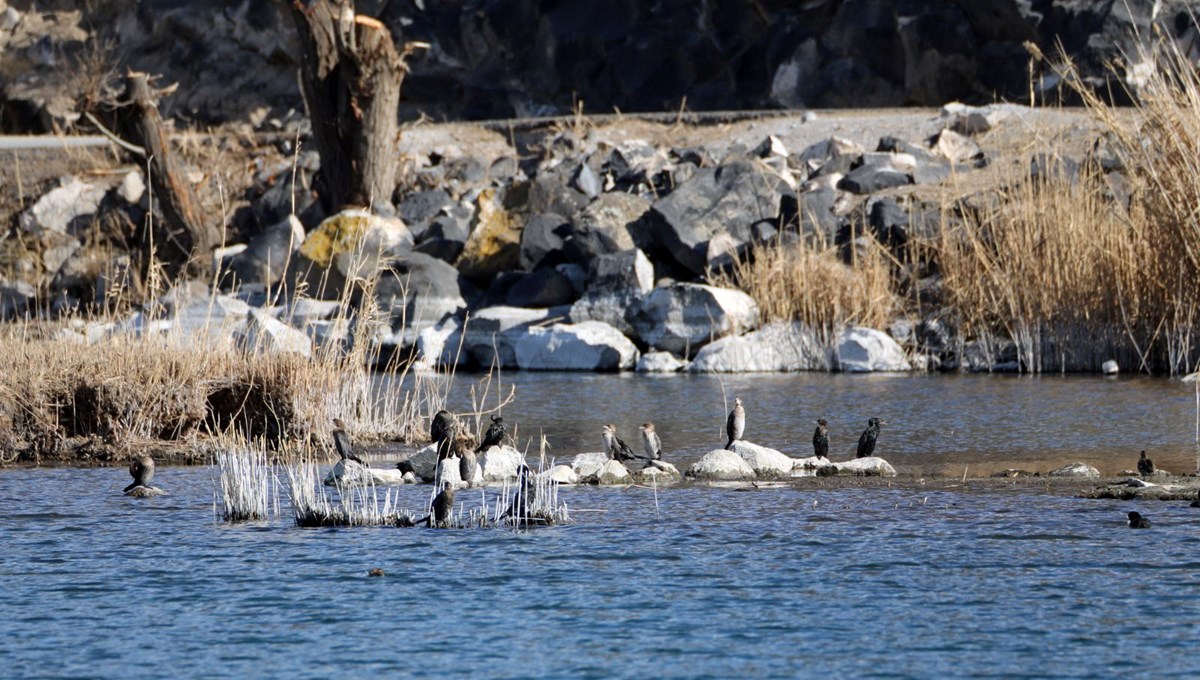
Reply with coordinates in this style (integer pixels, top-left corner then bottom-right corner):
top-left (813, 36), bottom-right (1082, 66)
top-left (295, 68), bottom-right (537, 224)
top-left (421, 482), bottom-right (456, 528)
top-left (475, 415), bottom-right (507, 452)
top-left (332, 418), bottom-right (368, 467)
top-left (603, 424), bottom-right (642, 462)
top-left (813, 419), bottom-right (829, 459)
top-left (1128, 511), bottom-right (1152, 528)
top-left (459, 448), bottom-right (479, 487)
top-left (725, 397), bottom-right (745, 450)
top-left (1137, 450), bottom-right (1155, 477)
top-left (856, 417), bottom-right (884, 458)
top-left (124, 455), bottom-right (155, 493)
top-left (431, 410), bottom-right (457, 460)
top-left (640, 422), bottom-right (663, 461)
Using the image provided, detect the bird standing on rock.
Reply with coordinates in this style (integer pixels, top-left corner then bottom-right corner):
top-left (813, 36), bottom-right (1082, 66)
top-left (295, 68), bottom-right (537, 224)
top-left (332, 418), bottom-right (368, 467)
top-left (1137, 451), bottom-right (1155, 477)
top-left (476, 415), bottom-right (507, 453)
top-left (431, 410), bottom-right (457, 460)
top-left (603, 424), bottom-right (641, 462)
top-left (813, 419), bottom-right (829, 459)
top-left (856, 417), bottom-right (884, 458)
top-left (124, 455), bottom-right (156, 493)
top-left (1128, 511), bottom-right (1152, 528)
top-left (726, 397), bottom-right (745, 450)
top-left (640, 422), bottom-right (662, 461)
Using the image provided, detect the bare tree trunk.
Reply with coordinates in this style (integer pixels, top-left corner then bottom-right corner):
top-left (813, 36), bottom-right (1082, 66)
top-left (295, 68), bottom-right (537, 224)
top-left (120, 72), bottom-right (216, 278)
top-left (288, 0), bottom-right (408, 211)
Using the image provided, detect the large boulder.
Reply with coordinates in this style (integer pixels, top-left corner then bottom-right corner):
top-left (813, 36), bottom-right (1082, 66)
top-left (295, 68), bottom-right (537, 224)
top-left (323, 459), bottom-right (411, 486)
top-left (234, 309), bottom-right (313, 357)
top-left (833, 327), bottom-right (912, 372)
top-left (478, 445), bottom-right (527, 482)
top-left (582, 459), bottom-right (633, 485)
top-left (221, 215), bottom-right (306, 289)
top-left (519, 213), bottom-right (571, 270)
top-left (457, 188), bottom-right (521, 283)
top-left (414, 317), bottom-right (467, 369)
top-left (636, 351), bottom-right (689, 373)
top-left (19, 176), bottom-right (106, 235)
top-left (688, 322), bottom-right (826, 372)
top-left (634, 460), bottom-right (682, 484)
top-left (298, 209), bottom-right (413, 286)
top-left (571, 452), bottom-right (610, 480)
top-left (540, 464), bottom-right (579, 485)
top-left (729, 441), bottom-right (794, 477)
top-left (504, 268), bottom-right (578, 308)
top-left (1049, 462), bottom-right (1101, 479)
top-left (568, 248), bottom-right (654, 336)
top-left (514, 321), bottom-right (640, 371)
top-left (462, 306), bottom-right (565, 368)
top-left (834, 457), bottom-right (898, 477)
top-left (563, 192), bottom-right (652, 263)
top-left (627, 283), bottom-right (759, 356)
top-left (646, 160), bottom-right (789, 275)
top-left (402, 443), bottom-right (440, 482)
top-left (686, 449), bottom-right (757, 481)
top-left (374, 252), bottom-right (467, 344)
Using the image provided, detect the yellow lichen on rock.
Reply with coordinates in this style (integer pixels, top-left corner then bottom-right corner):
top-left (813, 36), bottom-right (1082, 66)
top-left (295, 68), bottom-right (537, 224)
top-left (457, 188), bottom-right (521, 281)
top-left (299, 209), bottom-right (374, 268)
top-left (299, 209), bottom-right (413, 281)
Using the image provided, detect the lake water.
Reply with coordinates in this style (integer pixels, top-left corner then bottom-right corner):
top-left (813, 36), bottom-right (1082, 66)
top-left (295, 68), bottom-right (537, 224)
top-left (4, 373), bottom-right (1200, 678)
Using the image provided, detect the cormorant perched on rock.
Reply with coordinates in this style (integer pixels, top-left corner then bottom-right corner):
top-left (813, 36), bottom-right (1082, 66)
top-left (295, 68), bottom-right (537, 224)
top-left (459, 448), bottom-right (479, 487)
top-left (431, 410), bottom-right (457, 460)
top-left (1137, 450), bottom-right (1155, 477)
top-left (124, 455), bottom-right (155, 493)
top-left (856, 417), bottom-right (884, 458)
top-left (725, 397), bottom-right (745, 450)
top-left (501, 464), bottom-right (537, 523)
top-left (476, 415), bottom-right (507, 453)
top-left (1128, 511), bottom-right (1152, 528)
top-left (640, 422), bottom-right (662, 461)
top-left (813, 419), bottom-right (829, 459)
top-left (421, 482), bottom-right (456, 528)
top-left (332, 418), bottom-right (368, 467)
top-left (603, 424), bottom-right (643, 462)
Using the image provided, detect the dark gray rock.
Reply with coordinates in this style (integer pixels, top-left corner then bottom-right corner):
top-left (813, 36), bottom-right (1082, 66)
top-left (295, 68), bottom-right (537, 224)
top-left (781, 188), bottom-right (838, 242)
top-left (254, 171), bottom-right (318, 230)
top-left (837, 165), bottom-right (912, 194)
top-left (520, 213), bottom-right (572, 271)
top-left (412, 238), bottom-right (465, 263)
top-left (505, 268), bottom-right (579, 308)
top-left (527, 171), bottom-right (590, 218)
top-left (563, 192), bottom-right (652, 264)
top-left (1031, 154), bottom-right (1080, 185)
top-left (375, 252), bottom-right (467, 341)
top-left (220, 216), bottom-right (305, 289)
top-left (396, 188), bottom-right (453, 240)
top-left (0, 279), bottom-right (36, 320)
top-left (868, 197), bottom-right (909, 249)
top-left (646, 160), bottom-right (788, 276)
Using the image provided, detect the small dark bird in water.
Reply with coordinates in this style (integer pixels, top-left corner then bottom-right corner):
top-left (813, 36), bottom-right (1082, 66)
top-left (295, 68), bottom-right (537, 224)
top-left (812, 419), bottom-right (829, 459)
top-left (1137, 450), bottom-right (1155, 477)
top-left (368, 568), bottom-right (385, 577)
top-left (1128, 511), bottom-right (1152, 528)
top-left (459, 448), bottom-right (479, 487)
top-left (726, 397), bottom-right (745, 450)
top-left (1192, 489), bottom-right (1200, 509)
top-left (603, 424), bottom-right (643, 462)
top-left (124, 455), bottom-right (155, 493)
top-left (331, 418), bottom-right (368, 467)
top-left (431, 410), bottom-right (457, 460)
top-left (475, 415), bottom-right (507, 452)
top-left (501, 465), bottom-right (537, 523)
top-left (640, 422), bottom-right (662, 461)
top-left (856, 417), bottom-right (884, 458)
top-left (421, 482), bottom-right (456, 528)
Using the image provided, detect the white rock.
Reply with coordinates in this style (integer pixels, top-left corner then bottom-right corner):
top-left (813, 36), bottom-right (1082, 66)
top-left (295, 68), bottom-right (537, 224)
top-left (628, 283), bottom-right (760, 355)
top-left (539, 464), bottom-right (579, 485)
top-left (571, 452), bottom-right (610, 480)
top-left (634, 460), bottom-right (681, 483)
top-left (1101, 360), bottom-right (1119, 375)
top-left (834, 456), bottom-right (897, 477)
top-left (117, 171), bottom-right (145, 204)
top-left (514, 321), bottom-right (639, 371)
top-left (478, 445), bottom-right (526, 482)
top-left (636, 351), bottom-right (689, 373)
top-left (433, 457), bottom-right (466, 488)
top-left (19, 177), bottom-right (106, 235)
top-left (689, 322), bottom-right (826, 372)
top-left (1049, 462), bottom-right (1101, 479)
top-left (415, 316), bottom-right (466, 369)
top-left (728, 440), bottom-right (794, 476)
top-left (235, 309), bottom-right (312, 357)
top-left (686, 449), bottom-right (757, 481)
top-left (323, 459), bottom-right (409, 487)
top-left (833, 327), bottom-right (911, 372)
top-left (791, 455), bottom-right (836, 475)
top-left (463, 305), bottom-right (563, 368)
top-left (583, 459), bottom-right (632, 485)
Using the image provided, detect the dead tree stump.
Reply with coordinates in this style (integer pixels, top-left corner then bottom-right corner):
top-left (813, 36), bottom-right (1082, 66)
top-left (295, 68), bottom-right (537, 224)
top-left (119, 72), bottom-right (217, 279)
top-left (289, 1), bottom-right (411, 212)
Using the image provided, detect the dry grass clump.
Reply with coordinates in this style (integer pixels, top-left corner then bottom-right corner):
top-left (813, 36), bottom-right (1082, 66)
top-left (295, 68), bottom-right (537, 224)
top-left (711, 237), bottom-right (900, 339)
top-left (215, 446), bottom-right (279, 522)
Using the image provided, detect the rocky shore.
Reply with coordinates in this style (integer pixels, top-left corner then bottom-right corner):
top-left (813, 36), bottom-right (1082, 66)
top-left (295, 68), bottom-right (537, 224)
top-left (3, 104), bottom-right (1122, 375)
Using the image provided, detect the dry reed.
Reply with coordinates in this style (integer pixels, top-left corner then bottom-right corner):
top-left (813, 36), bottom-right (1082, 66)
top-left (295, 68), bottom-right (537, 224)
top-left (215, 446), bottom-right (279, 522)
